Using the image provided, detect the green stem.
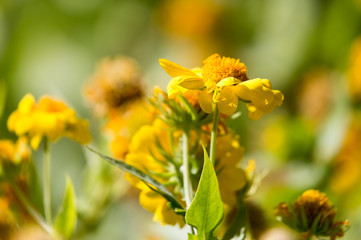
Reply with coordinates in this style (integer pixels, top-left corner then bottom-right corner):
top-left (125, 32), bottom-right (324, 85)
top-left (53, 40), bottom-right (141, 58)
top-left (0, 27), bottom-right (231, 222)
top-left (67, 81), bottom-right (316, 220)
top-left (10, 180), bottom-right (53, 234)
top-left (182, 132), bottom-right (193, 206)
top-left (182, 132), bottom-right (196, 235)
top-left (43, 138), bottom-right (52, 224)
top-left (209, 106), bottom-right (220, 165)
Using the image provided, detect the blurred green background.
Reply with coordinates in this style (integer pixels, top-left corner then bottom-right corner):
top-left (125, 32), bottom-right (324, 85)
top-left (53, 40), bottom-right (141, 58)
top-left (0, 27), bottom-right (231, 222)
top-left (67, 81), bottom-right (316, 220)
top-left (1, 0), bottom-right (361, 239)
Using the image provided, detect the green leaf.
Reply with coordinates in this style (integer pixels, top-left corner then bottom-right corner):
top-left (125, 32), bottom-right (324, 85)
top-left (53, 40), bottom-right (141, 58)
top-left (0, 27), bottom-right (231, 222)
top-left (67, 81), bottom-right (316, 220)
top-left (186, 146), bottom-right (224, 240)
top-left (222, 200), bottom-right (247, 240)
top-left (86, 146), bottom-right (184, 211)
top-left (54, 175), bottom-right (77, 239)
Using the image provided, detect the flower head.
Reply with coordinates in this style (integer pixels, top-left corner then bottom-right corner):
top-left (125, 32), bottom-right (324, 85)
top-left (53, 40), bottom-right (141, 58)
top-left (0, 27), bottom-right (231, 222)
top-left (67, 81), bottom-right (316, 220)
top-left (8, 94), bottom-right (91, 149)
top-left (0, 137), bottom-right (30, 165)
top-left (84, 56), bottom-right (144, 117)
top-left (275, 190), bottom-right (349, 240)
top-left (160, 54), bottom-right (283, 119)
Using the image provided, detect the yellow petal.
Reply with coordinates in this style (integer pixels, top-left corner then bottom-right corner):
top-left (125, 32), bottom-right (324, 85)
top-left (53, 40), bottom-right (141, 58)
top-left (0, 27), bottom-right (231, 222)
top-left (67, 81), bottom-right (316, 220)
top-left (217, 92), bottom-right (238, 116)
top-left (213, 86), bottom-right (233, 102)
top-left (30, 134), bottom-right (42, 150)
top-left (234, 78), bottom-right (284, 119)
top-left (218, 167), bottom-right (246, 206)
top-left (177, 76), bottom-right (204, 90)
top-left (159, 59), bottom-right (198, 78)
top-left (167, 77), bottom-right (189, 98)
top-left (205, 79), bottom-right (216, 93)
top-left (246, 103), bottom-right (264, 120)
top-left (199, 89), bottom-right (214, 113)
top-left (18, 94), bottom-right (36, 114)
top-left (216, 77), bottom-right (241, 87)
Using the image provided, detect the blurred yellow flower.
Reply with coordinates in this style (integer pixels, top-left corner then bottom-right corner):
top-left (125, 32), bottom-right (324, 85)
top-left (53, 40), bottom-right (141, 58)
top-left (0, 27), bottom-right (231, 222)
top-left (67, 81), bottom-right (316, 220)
top-left (330, 115), bottom-right (361, 193)
top-left (297, 69), bottom-right (332, 124)
top-left (8, 94), bottom-right (91, 149)
top-left (0, 137), bottom-right (30, 164)
top-left (275, 190), bottom-right (349, 240)
top-left (160, 54), bottom-right (284, 119)
top-left (348, 37), bottom-right (361, 101)
top-left (215, 134), bottom-right (246, 206)
top-left (84, 56), bottom-right (144, 117)
top-left (105, 100), bottom-right (150, 159)
top-left (84, 56), bottom-right (148, 159)
top-left (0, 198), bottom-right (16, 240)
top-left (157, 0), bottom-right (219, 38)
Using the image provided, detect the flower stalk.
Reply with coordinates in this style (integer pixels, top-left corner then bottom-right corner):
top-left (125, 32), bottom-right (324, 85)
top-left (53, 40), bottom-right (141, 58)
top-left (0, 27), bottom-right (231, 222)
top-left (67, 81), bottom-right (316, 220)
top-left (10, 179), bottom-right (53, 234)
top-left (43, 137), bottom-right (52, 224)
top-left (209, 106), bottom-right (220, 165)
top-left (182, 132), bottom-right (193, 206)
top-left (182, 132), bottom-right (196, 234)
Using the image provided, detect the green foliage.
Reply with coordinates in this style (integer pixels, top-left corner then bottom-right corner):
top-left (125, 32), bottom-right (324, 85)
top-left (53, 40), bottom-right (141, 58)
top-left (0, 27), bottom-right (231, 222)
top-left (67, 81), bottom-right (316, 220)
top-left (86, 146), bottom-right (184, 211)
top-left (54, 176), bottom-right (77, 239)
top-left (186, 146), bottom-right (224, 240)
top-left (0, 80), bottom-right (6, 119)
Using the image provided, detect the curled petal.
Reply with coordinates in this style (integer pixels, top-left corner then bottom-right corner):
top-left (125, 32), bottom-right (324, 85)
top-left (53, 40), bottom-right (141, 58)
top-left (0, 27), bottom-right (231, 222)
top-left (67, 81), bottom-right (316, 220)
top-left (216, 77), bottom-right (241, 87)
top-left (167, 77), bottom-right (189, 98)
top-left (159, 59), bottom-right (198, 78)
top-left (234, 78), bottom-right (284, 119)
top-left (177, 75), bottom-right (205, 90)
top-left (199, 89), bottom-right (214, 113)
top-left (217, 91), bottom-right (238, 116)
top-left (246, 103), bottom-right (265, 120)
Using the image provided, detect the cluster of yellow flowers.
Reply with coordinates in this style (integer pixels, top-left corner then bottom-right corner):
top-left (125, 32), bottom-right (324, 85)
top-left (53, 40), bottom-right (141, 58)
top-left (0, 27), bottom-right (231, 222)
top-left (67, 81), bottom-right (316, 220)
top-left (3, 52), bottom-right (350, 240)
top-left (0, 137), bottom-right (30, 165)
top-left (7, 94), bottom-right (91, 149)
top-left (124, 118), bottom-right (247, 226)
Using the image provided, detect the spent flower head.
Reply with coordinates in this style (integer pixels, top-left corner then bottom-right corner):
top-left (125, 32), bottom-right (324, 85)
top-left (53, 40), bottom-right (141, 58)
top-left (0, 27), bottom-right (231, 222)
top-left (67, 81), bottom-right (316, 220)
top-left (275, 189), bottom-right (349, 240)
top-left (84, 56), bottom-right (144, 117)
top-left (160, 53), bottom-right (284, 119)
top-left (7, 94), bottom-right (91, 149)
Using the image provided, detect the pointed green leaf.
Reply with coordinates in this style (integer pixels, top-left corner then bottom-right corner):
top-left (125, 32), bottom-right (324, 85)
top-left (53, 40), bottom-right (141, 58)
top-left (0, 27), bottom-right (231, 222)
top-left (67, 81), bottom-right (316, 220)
top-left (186, 146), bottom-right (224, 239)
top-left (86, 146), bottom-right (184, 211)
top-left (54, 176), bottom-right (77, 239)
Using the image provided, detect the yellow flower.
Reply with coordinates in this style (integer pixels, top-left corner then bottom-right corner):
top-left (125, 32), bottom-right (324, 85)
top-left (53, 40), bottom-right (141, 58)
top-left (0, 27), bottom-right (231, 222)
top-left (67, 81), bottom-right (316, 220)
top-left (275, 190), bottom-right (349, 240)
top-left (125, 119), bottom-right (247, 226)
top-left (215, 134), bottom-right (246, 206)
top-left (157, 0), bottom-right (219, 38)
top-left (125, 120), bottom-right (185, 226)
top-left (8, 94), bottom-right (91, 149)
top-left (160, 54), bottom-right (284, 119)
top-left (330, 115), bottom-right (361, 193)
top-left (105, 100), bottom-right (150, 159)
top-left (0, 137), bottom-right (30, 164)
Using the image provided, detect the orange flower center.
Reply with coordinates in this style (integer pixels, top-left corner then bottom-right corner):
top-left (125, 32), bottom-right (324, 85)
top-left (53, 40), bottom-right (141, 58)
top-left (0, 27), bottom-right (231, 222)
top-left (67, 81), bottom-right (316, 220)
top-left (202, 54), bottom-right (248, 83)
